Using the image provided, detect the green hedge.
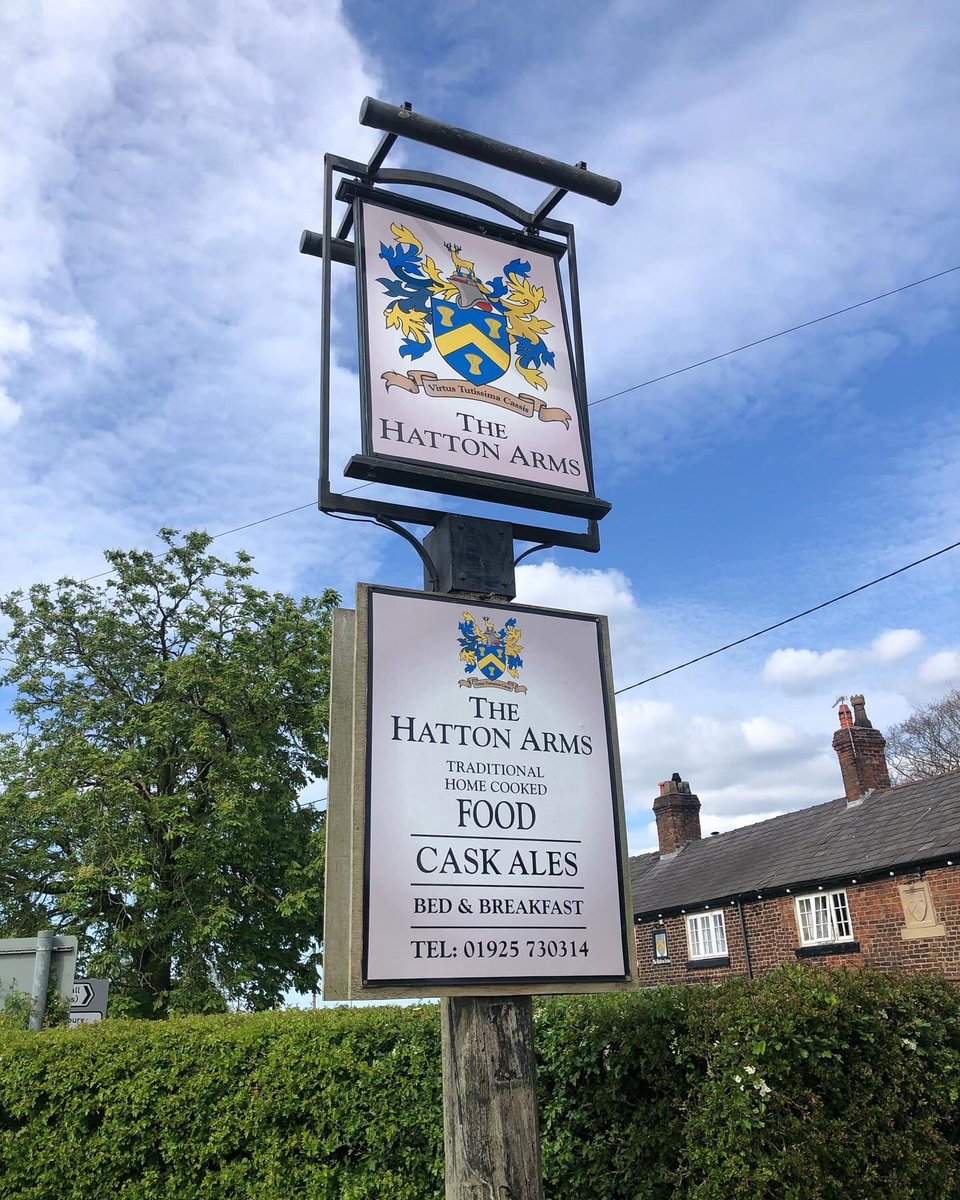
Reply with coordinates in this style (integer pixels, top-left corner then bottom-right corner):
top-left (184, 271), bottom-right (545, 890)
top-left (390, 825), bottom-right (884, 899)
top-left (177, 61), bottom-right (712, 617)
top-left (1, 968), bottom-right (958, 1199)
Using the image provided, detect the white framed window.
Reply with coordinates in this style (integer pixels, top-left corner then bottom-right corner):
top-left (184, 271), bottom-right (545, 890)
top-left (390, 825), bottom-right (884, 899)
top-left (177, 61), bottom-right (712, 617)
top-left (686, 910), bottom-right (728, 960)
top-left (795, 890), bottom-right (854, 946)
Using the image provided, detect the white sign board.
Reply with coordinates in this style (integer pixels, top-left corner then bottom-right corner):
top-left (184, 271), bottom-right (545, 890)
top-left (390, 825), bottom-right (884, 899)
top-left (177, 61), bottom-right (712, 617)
top-left (356, 195), bottom-right (593, 499)
top-left (360, 586), bottom-right (631, 990)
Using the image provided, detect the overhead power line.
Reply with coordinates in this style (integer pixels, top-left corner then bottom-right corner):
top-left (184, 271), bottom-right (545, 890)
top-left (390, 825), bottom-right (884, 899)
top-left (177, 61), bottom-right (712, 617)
top-left (613, 537), bottom-right (960, 695)
top-left (80, 502), bottom-right (318, 582)
top-left (76, 262), bottom-right (959, 581)
top-left (325, 262), bottom-right (960, 504)
top-left (589, 263), bottom-right (960, 408)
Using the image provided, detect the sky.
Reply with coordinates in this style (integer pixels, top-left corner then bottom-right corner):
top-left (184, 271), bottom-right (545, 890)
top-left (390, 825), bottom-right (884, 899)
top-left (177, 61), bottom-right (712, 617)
top-left (2, 0), bottom-right (959, 857)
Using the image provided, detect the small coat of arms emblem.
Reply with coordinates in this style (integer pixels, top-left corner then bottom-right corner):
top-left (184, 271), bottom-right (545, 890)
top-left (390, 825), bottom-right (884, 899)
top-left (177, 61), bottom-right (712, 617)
top-left (457, 612), bottom-right (527, 694)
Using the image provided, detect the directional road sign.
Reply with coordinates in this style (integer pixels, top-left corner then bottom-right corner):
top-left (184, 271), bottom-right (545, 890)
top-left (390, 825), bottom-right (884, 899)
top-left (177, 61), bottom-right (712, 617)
top-left (69, 977), bottom-right (109, 1026)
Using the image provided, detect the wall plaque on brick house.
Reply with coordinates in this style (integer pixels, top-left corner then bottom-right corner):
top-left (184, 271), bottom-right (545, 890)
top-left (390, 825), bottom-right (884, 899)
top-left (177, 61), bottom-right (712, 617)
top-left (898, 880), bottom-right (946, 940)
top-left (323, 585), bottom-right (636, 998)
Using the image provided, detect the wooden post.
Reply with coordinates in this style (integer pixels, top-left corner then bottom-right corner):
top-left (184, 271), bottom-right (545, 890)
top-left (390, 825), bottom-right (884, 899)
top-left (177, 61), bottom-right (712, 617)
top-left (424, 515), bottom-right (545, 1200)
top-left (442, 995), bottom-right (544, 1200)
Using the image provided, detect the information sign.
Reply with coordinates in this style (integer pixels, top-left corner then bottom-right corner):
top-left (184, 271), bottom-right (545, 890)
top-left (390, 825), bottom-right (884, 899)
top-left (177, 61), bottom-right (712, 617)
top-left (351, 191), bottom-right (604, 516)
top-left (359, 585), bottom-right (632, 990)
top-left (69, 977), bottom-right (108, 1026)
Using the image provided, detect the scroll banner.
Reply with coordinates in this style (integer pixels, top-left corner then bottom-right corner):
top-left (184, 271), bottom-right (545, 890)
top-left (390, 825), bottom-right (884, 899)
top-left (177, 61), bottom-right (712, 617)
top-left (457, 677), bottom-right (528, 694)
top-left (382, 369), bottom-right (571, 428)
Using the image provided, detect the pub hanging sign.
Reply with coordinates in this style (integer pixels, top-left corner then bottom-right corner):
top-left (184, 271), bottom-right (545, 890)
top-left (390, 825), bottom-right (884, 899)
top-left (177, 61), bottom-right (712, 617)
top-left (346, 189), bottom-right (609, 520)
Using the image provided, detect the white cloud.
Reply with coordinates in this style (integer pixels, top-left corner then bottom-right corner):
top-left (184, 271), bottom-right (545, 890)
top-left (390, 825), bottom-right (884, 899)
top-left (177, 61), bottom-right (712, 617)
top-left (0, 316), bottom-right (31, 356)
top-left (43, 313), bottom-right (102, 360)
top-left (919, 651), bottom-right (960, 687)
top-left (0, 386), bottom-right (22, 430)
top-left (740, 715), bottom-right (800, 755)
top-left (763, 627), bottom-right (928, 693)
top-left (515, 560), bottom-right (636, 618)
top-left (871, 628), bottom-right (924, 661)
top-left (617, 692), bottom-right (840, 854)
top-left (546, 1), bottom-right (960, 467)
top-left (0, 0), bottom-right (385, 598)
top-left (511, 573), bottom-right (947, 852)
top-left (762, 647), bottom-right (855, 692)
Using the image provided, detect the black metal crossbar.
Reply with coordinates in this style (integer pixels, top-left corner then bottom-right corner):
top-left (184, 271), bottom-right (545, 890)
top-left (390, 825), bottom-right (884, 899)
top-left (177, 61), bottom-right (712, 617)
top-left (359, 97), bottom-right (621, 206)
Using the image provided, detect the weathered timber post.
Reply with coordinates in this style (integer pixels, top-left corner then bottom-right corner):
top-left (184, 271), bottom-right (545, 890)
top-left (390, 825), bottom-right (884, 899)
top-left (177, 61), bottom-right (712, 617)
top-left (442, 996), bottom-right (543, 1200)
top-left (424, 514), bottom-right (545, 1200)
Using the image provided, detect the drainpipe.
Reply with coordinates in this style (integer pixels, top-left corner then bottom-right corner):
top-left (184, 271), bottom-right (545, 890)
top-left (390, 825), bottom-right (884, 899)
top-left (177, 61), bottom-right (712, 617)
top-left (736, 898), bottom-right (754, 980)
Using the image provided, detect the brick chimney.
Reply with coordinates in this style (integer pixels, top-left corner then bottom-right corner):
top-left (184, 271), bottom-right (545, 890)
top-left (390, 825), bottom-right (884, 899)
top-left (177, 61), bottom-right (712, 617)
top-left (653, 772), bottom-right (702, 854)
top-left (832, 694), bottom-right (891, 801)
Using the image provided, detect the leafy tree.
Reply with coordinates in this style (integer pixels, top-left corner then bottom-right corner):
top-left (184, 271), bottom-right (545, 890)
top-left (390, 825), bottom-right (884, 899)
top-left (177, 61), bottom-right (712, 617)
top-left (0, 530), bottom-right (338, 1017)
top-left (885, 687), bottom-right (960, 783)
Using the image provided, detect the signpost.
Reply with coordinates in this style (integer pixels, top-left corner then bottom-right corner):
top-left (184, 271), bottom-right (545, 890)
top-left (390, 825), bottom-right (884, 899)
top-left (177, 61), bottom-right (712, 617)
top-left (304, 98), bottom-right (628, 1200)
top-left (69, 978), bottom-right (109, 1026)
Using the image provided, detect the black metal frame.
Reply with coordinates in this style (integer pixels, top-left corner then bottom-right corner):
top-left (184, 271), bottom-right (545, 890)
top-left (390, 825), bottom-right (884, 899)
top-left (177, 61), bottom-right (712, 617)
top-left (303, 98), bottom-right (622, 561)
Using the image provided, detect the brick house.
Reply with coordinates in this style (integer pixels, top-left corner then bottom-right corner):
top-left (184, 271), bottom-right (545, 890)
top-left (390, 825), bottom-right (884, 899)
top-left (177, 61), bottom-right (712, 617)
top-left (630, 695), bottom-right (960, 985)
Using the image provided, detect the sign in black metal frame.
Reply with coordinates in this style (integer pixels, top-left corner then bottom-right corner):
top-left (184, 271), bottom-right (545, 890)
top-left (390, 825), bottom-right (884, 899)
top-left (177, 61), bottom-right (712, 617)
top-left (304, 104), bottom-right (621, 557)
top-left (358, 584), bottom-right (633, 992)
top-left (346, 182), bottom-right (610, 522)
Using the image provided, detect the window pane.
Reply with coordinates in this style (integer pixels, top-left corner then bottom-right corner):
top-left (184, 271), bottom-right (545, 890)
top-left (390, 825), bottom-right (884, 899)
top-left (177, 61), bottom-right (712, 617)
top-left (797, 897), bottom-right (815, 943)
top-left (687, 913), bottom-right (726, 958)
top-left (832, 891), bottom-right (852, 939)
top-left (812, 894), bottom-right (831, 940)
top-left (797, 891), bottom-right (853, 944)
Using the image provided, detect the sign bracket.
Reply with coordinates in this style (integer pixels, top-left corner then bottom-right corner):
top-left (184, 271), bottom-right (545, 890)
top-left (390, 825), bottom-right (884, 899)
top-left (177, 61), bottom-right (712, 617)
top-left (300, 99), bottom-right (622, 570)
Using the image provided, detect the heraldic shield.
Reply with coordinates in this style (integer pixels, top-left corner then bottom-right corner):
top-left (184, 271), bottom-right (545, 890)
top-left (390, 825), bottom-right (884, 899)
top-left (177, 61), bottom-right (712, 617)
top-left (458, 613), bottom-right (525, 690)
top-left (431, 298), bottom-right (512, 386)
top-left (478, 636), bottom-right (507, 680)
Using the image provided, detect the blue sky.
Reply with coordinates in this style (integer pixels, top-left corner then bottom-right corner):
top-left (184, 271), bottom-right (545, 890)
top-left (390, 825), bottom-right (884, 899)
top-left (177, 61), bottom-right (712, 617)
top-left (2, 0), bottom-right (959, 854)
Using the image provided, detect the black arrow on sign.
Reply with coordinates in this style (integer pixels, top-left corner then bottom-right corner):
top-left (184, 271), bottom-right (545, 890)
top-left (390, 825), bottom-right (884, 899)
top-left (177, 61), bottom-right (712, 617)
top-left (71, 982), bottom-right (96, 1008)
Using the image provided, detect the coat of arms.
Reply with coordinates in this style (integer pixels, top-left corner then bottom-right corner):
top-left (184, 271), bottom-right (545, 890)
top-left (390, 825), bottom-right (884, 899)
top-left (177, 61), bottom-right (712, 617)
top-left (375, 223), bottom-right (572, 427)
top-left (457, 612), bottom-right (527, 693)
top-left (378, 225), bottom-right (555, 388)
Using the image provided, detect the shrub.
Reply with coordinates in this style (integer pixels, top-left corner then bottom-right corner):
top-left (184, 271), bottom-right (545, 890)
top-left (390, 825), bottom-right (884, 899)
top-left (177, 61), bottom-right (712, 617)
top-left (677, 967), bottom-right (960, 1200)
top-left (0, 983), bottom-right (69, 1031)
top-left (0, 1005), bottom-right (444, 1200)
top-left (0, 969), bottom-right (958, 1199)
top-left (537, 987), bottom-right (705, 1199)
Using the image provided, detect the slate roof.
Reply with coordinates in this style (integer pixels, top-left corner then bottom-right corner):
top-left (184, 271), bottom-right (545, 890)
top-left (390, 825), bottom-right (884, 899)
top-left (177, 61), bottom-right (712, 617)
top-left (630, 772), bottom-right (960, 917)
